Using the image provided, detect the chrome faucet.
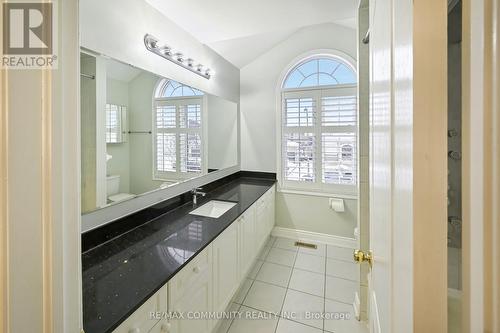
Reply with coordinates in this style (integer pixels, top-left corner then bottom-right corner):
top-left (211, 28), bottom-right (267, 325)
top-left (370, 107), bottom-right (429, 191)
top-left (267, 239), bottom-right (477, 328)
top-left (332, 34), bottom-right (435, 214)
top-left (191, 187), bottom-right (206, 205)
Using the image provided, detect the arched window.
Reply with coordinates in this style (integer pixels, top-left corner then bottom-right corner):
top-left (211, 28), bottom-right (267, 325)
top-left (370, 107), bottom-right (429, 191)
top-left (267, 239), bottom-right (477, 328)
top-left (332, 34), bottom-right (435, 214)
top-left (280, 56), bottom-right (357, 194)
top-left (153, 79), bottom-right (204, 180)
top-left (155, 78), bottom-right (204, 97)
top-left (283, 57), bottom-right (356, 89)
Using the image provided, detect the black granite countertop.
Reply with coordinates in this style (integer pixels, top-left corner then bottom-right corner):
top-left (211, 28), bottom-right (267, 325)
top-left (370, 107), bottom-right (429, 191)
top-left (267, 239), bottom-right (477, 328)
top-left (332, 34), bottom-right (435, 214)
top-left (82, 176), bottom-right (275, 333)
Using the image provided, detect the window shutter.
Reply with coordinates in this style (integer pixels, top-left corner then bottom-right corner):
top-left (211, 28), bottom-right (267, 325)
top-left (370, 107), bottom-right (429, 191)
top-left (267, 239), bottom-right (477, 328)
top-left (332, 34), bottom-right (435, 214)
top-left (282, 95), bottom-right (317, 183)
top-left (281, 87), bottom-right (357, 193)
top-left (105, 104), bottom-right (123, 143)
top-left (156, 105), bottom-right (176, 129)
top-left (153, 98), bottom-right (203, 179)
top-left (321, 133), bottom-right (357, 185)
top-left (283, 132), bottom-right (316, 182)
top-left (321, 95), bottom-right (357, 127)
top-left (180, 133), bottom-right (202, 173)
top-left (320, 93), bottom-right (357, 186)
top-left (156, 133), bottom-right (176, 172)
top-left (179, 104), bottom-right (201, 128)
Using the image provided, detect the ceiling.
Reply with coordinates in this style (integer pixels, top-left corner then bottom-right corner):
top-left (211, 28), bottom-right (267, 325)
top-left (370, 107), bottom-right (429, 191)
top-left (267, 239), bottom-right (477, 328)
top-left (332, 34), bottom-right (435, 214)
top-left (106, 59), bottom-right (142, 82)
top-left (145, 0), bottom-right (357, 68)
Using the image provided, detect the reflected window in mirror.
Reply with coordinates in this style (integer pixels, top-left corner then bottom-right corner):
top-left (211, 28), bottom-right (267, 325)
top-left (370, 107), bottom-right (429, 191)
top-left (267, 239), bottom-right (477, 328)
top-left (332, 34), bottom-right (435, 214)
top-left (153, 79), bottom-right (205, 180)
top-left (105, 103), bottom-right (125, 143)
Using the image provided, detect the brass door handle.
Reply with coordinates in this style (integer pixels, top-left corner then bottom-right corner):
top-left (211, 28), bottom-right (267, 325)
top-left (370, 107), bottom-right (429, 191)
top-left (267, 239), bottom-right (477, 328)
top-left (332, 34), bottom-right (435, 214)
top-left (353, 249), bottom-right (373, 267)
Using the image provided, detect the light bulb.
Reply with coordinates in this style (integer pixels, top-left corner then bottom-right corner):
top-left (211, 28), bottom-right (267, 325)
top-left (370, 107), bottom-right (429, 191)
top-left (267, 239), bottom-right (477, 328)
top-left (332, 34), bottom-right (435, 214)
top-left (159, 46), bottom-right (172, 56)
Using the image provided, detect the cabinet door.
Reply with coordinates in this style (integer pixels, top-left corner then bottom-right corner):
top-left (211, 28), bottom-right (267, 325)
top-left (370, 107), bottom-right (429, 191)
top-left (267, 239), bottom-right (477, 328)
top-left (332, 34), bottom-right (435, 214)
top-left (169, 247), bottom-right (213, 333)
top-left (213, 222), bottom-right (239, 314)
top-left (255, 197), bottom-right (268, 250)
top-left (170, 279), bottom-right (212, 333)
top-left (239, 207), bottom-right (256, 277)
top-left (266, 186), bottom-right (276, 235)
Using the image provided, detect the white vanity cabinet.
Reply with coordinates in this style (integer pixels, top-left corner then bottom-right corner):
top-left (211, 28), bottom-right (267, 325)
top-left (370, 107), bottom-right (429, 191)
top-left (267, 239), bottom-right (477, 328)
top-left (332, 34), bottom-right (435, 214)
top-left (168, 246), bottom-right (213, 333)
top-left (111, 185), bottom-right (275, 333)
top-left (255, 185), bottom-right (275, 250)
top-left (238, 205), bottom-right (257, 277)
top-left (212, 221), bottom-right (240, 316)
top-left (265, 185), bottom-right (275, 236)
top-left (111, 285), bottom-right (167, 333)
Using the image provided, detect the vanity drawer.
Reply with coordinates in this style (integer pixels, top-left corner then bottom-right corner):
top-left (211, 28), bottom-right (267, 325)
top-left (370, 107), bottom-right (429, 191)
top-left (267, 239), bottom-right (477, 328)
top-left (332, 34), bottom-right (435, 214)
top-left (169, 245), bottom-right (212, 302)
top-left (112, 285), bottom-right (167, 333)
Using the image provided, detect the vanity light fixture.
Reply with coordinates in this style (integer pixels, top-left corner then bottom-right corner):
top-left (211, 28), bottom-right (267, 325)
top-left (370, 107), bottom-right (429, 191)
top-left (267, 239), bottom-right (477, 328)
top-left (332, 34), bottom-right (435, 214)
top-left (144, 34), bottom-right (212, 79)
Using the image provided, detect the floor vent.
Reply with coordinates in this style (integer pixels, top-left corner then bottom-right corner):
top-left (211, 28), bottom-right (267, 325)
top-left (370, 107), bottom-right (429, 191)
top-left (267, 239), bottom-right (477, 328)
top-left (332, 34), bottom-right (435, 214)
top-left (294, 241), bottom-right (317, 249)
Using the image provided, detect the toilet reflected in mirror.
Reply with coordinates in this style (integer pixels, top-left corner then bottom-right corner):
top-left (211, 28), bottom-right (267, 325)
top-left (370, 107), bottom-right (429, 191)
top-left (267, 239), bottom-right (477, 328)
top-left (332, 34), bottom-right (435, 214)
top-left (106, 175), bottom-right (135, 204)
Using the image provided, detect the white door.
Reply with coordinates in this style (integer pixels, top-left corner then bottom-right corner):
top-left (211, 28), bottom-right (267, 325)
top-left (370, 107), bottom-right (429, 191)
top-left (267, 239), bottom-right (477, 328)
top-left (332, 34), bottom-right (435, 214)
top-left (368, 0), bottom-right (393, 331)
top-left (367, 0), bottom-right (413, 332)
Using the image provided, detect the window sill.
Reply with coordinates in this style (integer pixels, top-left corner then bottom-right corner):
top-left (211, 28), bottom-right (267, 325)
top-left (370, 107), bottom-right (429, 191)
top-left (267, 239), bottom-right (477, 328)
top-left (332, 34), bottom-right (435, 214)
top-left (277, 188), bottom-right (358, 200)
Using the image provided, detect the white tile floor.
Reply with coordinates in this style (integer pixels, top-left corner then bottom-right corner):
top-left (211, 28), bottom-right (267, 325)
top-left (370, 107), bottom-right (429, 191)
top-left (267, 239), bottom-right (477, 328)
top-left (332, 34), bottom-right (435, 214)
top-left (216, 236), bottom-right (368, 333)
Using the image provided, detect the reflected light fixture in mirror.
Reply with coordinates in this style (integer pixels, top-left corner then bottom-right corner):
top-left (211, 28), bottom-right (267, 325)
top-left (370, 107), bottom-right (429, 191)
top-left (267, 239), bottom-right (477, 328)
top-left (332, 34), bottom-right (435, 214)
top-left (144, 34), bottom-right (212, 79)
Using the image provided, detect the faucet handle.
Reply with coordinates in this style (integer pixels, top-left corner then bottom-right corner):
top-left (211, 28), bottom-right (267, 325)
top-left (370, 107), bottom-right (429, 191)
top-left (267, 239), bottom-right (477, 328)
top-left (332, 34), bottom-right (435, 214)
top-left (191, 187), bottom-right (206, 195)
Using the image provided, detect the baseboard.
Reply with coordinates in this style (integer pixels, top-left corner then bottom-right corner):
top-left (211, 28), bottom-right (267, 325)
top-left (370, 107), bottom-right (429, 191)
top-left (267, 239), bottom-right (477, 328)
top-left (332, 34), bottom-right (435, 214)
top-left (271, 227), bottom-right (357, 248)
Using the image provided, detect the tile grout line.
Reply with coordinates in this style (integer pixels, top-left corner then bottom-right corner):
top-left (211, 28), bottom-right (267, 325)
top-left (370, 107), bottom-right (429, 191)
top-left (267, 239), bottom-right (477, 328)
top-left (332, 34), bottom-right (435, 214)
top-left (274, 239), bottom-right (299, 333)
top-left (323, 245), bottom-right (328, 332)
top-left (230, 237), bottom-right (347, 333)
top-left (240, 304), bottom-right (324, 332)
top-left (222, 302), bottom-right (241, 333)
top-left (226, 236), bottom-right (274, 333)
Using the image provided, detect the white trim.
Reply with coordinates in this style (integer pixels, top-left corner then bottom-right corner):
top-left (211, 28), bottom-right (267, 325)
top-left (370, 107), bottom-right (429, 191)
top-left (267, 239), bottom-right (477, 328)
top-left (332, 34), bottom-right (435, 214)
top-left (277, 188), bottom-right (357, 200)
top-left (353, 292), bottom-right (361, 320)
top-left (271, 226), bottom-right (357, 248)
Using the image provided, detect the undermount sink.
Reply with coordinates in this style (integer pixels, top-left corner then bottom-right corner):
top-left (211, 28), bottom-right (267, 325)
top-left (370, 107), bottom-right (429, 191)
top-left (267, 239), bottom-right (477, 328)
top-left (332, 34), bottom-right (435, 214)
top-left (189, 200), bottom-right (237, 218)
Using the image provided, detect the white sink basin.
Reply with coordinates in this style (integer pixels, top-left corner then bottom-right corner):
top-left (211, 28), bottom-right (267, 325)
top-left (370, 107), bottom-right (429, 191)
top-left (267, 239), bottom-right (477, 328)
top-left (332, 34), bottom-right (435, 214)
top-left (189, 200), bottom-right (237, 218)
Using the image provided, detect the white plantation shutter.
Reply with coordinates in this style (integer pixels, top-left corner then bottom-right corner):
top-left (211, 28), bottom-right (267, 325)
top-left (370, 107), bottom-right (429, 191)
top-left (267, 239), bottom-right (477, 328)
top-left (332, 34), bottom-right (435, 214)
top-left (156, 132), bottom-right (176, 172)
top-left (153, 97), bottom-right (204, 179)
top-left (282, 86), bottom-right (357, 193)
top-left (105, 104), bottom-right (124, 143)
top-left (320, 90), bottom-right (357, 186)
top-left (180, 133), bottom-right (202, 173)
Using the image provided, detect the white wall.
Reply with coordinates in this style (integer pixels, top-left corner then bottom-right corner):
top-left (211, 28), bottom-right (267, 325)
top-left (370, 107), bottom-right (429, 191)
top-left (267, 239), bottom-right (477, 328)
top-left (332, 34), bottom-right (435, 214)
top-left (240, 23), bottom-right (358, 237)
top-left (106, 78), bottom-right (131, 194)
top-left (80, 0), bottom-right (240, 103)
top-left (207, 95), bottom-right (238, 170)
top-left (127, 71), bottom-right (168, 194)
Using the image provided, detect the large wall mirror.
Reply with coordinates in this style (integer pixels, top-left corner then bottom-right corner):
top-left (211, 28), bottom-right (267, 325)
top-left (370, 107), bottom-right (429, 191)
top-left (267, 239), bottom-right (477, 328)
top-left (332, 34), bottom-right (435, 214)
top-left (81, 50), bottom-right (238, 214)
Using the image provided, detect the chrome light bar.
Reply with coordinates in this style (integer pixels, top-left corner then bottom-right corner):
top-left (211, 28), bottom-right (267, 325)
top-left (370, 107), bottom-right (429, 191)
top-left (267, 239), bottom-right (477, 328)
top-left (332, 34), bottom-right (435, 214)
top-left (144, 34), bottom-right (212, 80)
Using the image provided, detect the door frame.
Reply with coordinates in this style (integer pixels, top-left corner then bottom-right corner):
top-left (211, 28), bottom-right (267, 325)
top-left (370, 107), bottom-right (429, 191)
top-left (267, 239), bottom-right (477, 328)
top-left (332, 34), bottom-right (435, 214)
top-left (0, 0), bottom-right (82, 332)
top-left (412, 0), bottom-right (449, 332)
top-left (463, 0), bottom-right (499, 331)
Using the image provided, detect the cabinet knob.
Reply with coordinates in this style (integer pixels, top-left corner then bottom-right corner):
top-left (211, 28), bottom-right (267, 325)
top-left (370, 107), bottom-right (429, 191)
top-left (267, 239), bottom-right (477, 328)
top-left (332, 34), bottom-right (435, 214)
top-left (128, 328), bottom-right (140, 333)
top-left (161, 322), bottom-right (171, 332)
top-left (193, 266), bottom-right (200, 273)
